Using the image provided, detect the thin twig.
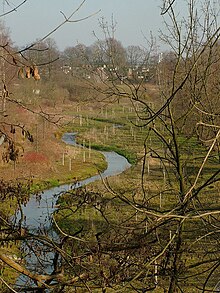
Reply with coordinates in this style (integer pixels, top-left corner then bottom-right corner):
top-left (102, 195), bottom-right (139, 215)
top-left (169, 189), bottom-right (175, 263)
top-left (0, 0), bottom-right (27, 17)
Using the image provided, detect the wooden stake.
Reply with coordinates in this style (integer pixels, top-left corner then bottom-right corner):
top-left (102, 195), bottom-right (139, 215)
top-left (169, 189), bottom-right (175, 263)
top-left (89, 140), bottom-right (91, 159)
top-left (62, 152), bottom-right (65, 166)
top-left (69, 158), bottom-right (72, 171)
top-left (163, 167), bottom-right (166, 184)
top-left (79, 115), bottom-right (83, 126)
top-left (155, 260), bottom-right (158, 285)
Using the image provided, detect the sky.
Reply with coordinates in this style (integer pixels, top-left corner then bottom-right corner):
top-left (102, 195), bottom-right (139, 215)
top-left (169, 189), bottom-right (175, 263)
top-left (1, 0), bottom-right (171, 51)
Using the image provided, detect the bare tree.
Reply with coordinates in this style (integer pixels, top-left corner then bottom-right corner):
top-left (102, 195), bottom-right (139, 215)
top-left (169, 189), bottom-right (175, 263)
top-left (1, 0), bottom-right (220, 292)
top-left (0, 1), bottom-right (101, 292)
top-left (51, 0), bottom-right (220, 292)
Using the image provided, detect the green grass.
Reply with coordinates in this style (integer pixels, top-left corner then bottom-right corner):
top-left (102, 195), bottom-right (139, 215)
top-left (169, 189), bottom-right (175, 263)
top-left (53, 96), bottom-right (220, 291)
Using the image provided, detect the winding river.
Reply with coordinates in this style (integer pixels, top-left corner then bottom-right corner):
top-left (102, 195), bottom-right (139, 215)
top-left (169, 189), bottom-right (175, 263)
top-left (16, 133), bottom-right (131, 289)
top-left (21, 133), bottom-right (131, 230)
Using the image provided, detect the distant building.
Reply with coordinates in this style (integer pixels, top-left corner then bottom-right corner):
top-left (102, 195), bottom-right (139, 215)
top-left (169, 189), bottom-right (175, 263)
top-left (61, 65), bottom-right (72, 74)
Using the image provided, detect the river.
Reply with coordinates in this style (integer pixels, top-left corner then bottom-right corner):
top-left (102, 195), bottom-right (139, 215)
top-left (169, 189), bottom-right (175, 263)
top-left (21, 133), bottom-right (131, 230)
top-left (16, 133), bottom-right (131, 290)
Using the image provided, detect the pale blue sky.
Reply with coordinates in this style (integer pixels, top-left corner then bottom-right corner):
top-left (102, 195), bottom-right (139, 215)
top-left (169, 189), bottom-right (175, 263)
top-left (2, 0), bottom-right (167, 50)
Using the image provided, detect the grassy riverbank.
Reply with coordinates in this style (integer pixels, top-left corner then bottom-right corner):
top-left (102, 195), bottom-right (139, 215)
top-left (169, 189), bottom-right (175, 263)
top-left (2, 81), bottom-right (220, 291)
top-left (52, 91), bottom-right (220, 291)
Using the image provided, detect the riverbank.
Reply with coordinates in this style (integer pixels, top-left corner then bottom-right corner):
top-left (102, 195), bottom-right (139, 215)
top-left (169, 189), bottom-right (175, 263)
top-left (13, 136), bottom-right (131, 292)
top-left (0, 132), bottom-right (108, 194)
